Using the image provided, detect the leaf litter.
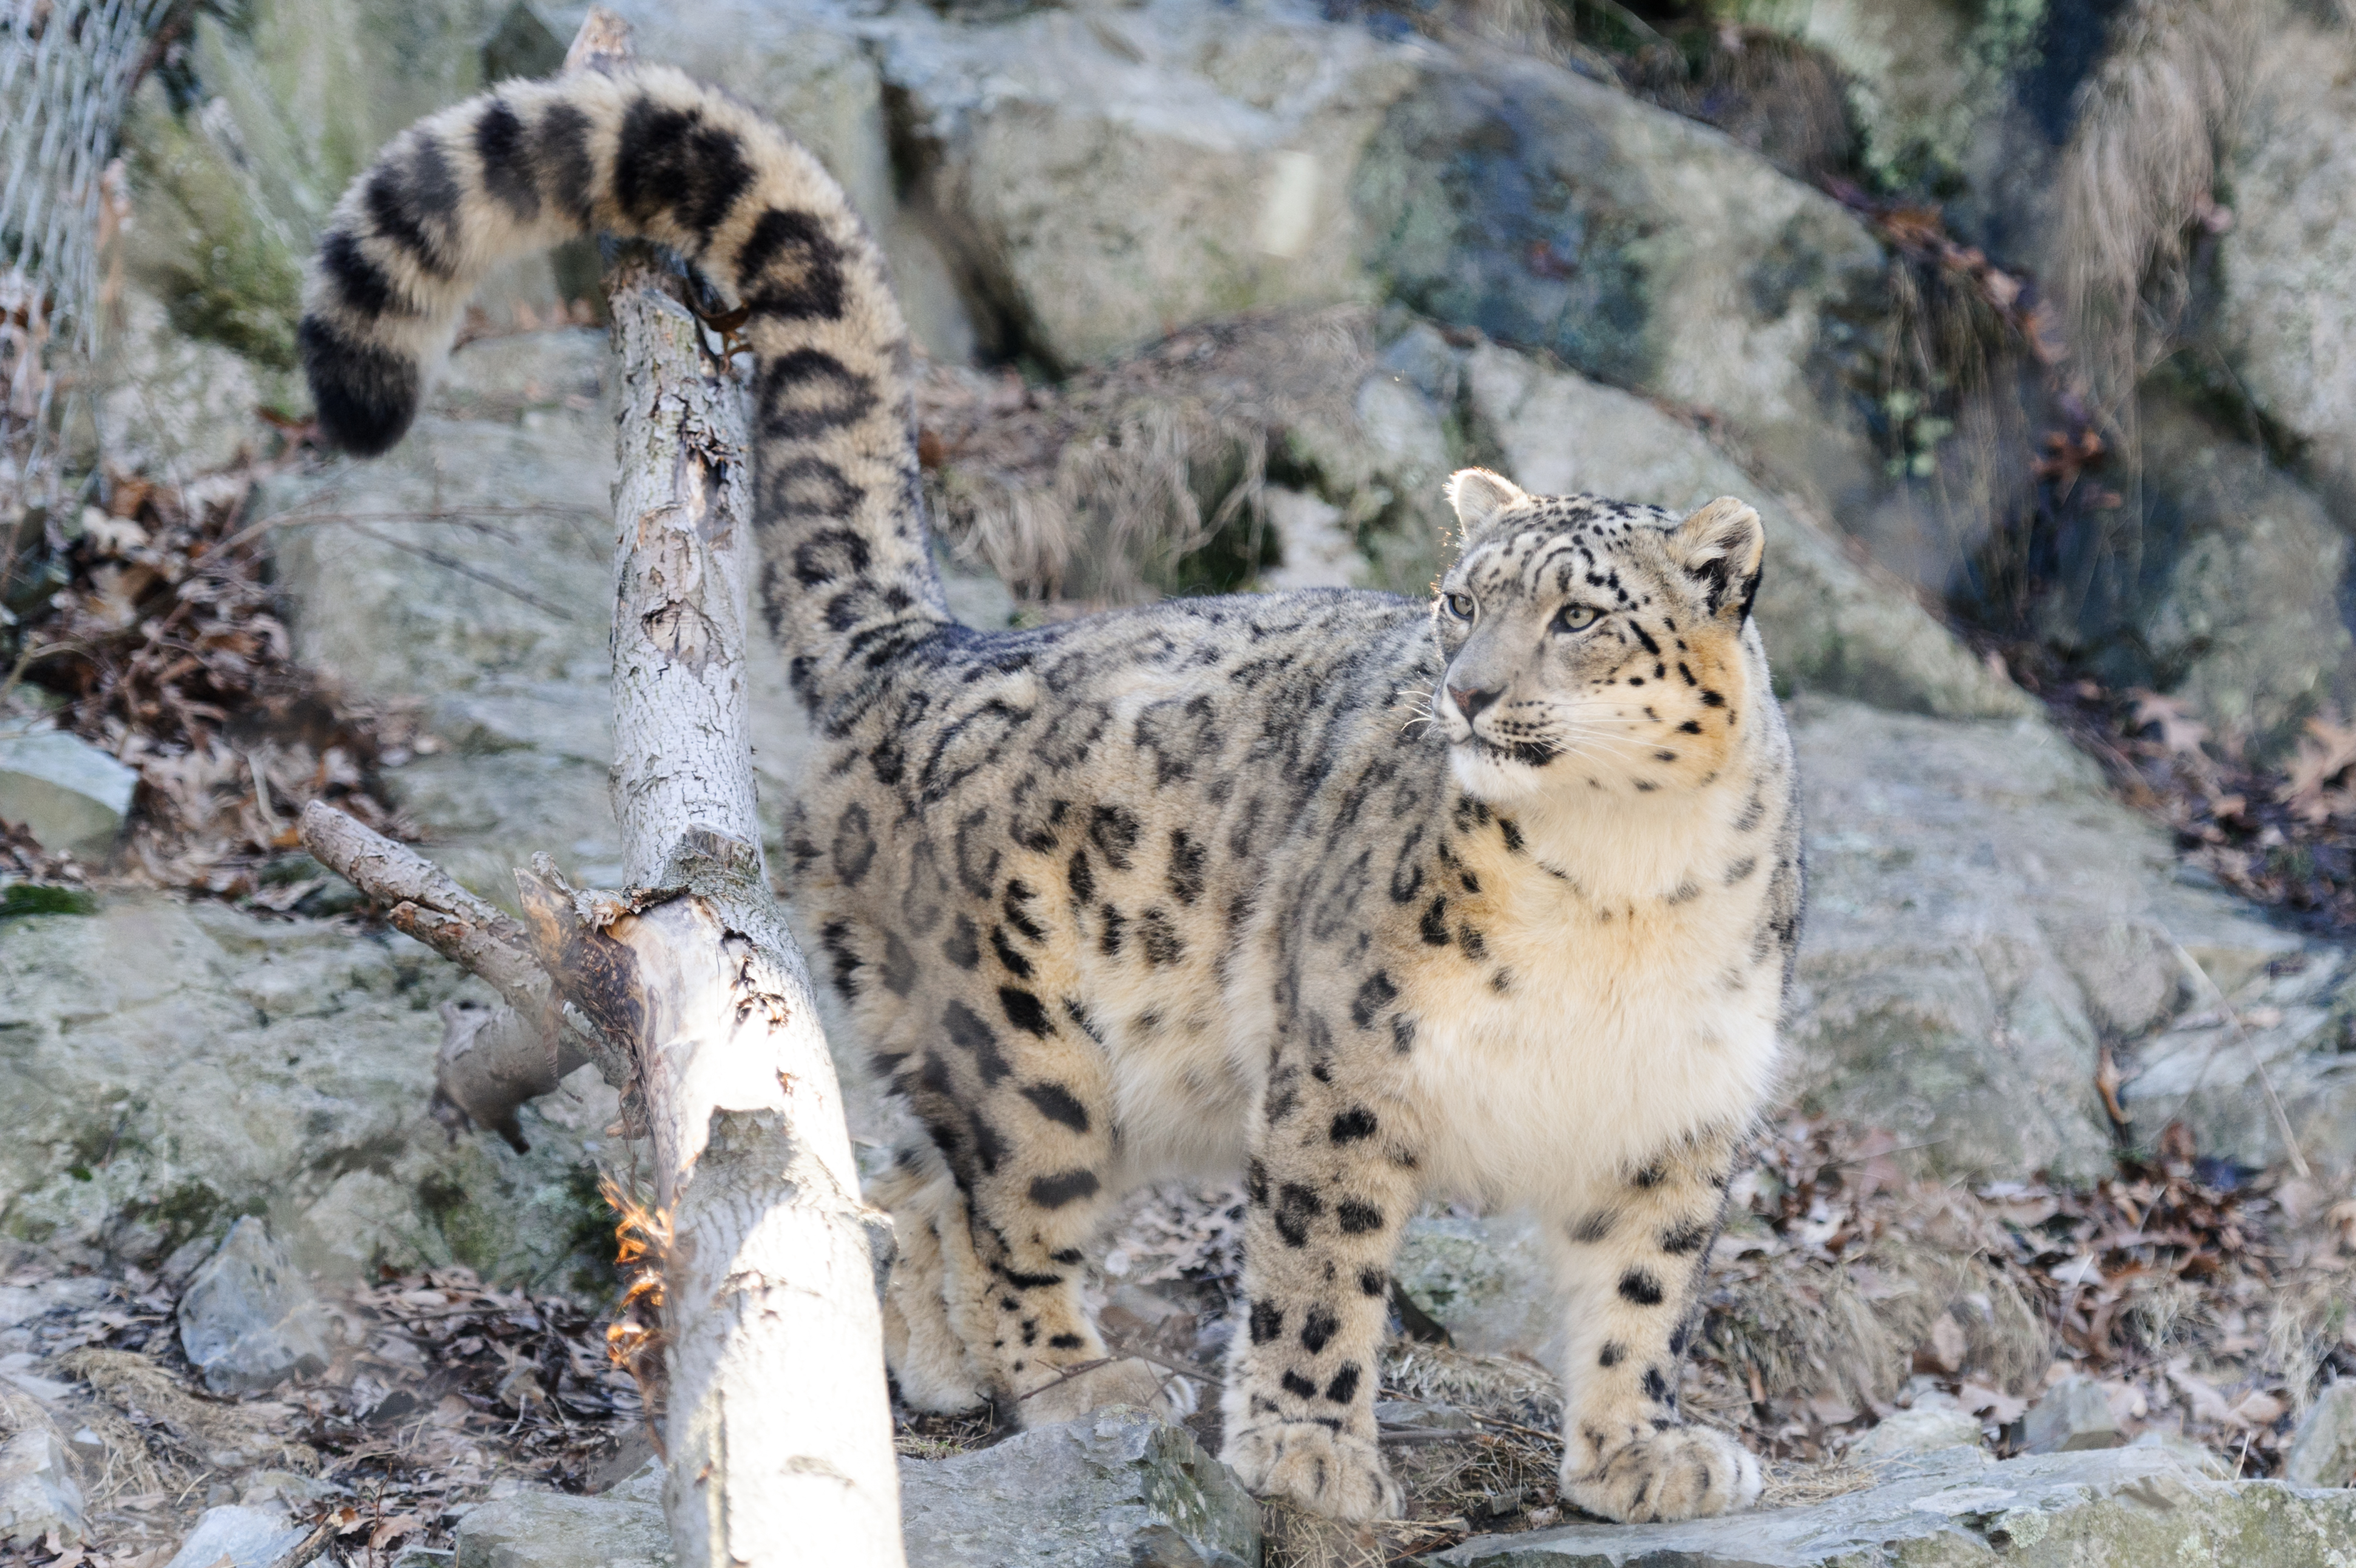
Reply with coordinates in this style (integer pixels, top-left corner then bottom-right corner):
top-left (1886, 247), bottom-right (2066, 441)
top-left (0, 1250), bottom-right (646, 1567)
top-left (2, 456), bottom-right (425, 910)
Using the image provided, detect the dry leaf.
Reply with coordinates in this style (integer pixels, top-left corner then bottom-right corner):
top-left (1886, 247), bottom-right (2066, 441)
top-left (1917, 1314), bottom-right (1968, 1376)
top-left (2280, 709), bottom-right (2356, 823)
top-left (2129, 689), bottom-right (2209, 756)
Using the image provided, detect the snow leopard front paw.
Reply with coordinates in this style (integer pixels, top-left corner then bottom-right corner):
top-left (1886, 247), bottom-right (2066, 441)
top-left (1224, 1420), bottom-right (1402, 1522)
top-left (1561, 1424), bottom-right (1762, 1522)
top-left (1014, 1354), bottom-right (1173, 1426)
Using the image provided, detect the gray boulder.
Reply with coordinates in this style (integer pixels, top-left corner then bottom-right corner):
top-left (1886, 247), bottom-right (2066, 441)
top-left (2285, 1382), bottom-right (2356, 1489)
top-left (1354, 40), bottom-right (1889, 530)
top-left (2217, 10), bottom-right (2356, 513)
top-left (162, 1505), bottom-right (306, 1568)
top-left (2019, 1376), bottom-right (2123, 1456)
top-left (1784, 697), bottom-right (2297, 1183)
top-left (0, 896), bottom-right (616, 1292)
top-left (0, 1413), bottom-right (85, 1548)
top-left (2120, 939), bottom-right (2356, 1175)
top-left (457, 1489), bottom-right (674, 1568)
top-left (1433, 1444), bottom-right (2356, 1566)
top-left (93, 285), bottom-right (301, 479)
top-left (177, 1217), bottom-right (334, 1394)
top-left (902, 1407), bottom-right (1261, 1568)
top-left (0, 731), bottom-right (139, 860)
top-left (1846, 1401), bottom-right (1983, 1464)
top-left (866, 0), bottom-right (1416, 368)
top-left (457, 1411), bottom-right (1260, 1567)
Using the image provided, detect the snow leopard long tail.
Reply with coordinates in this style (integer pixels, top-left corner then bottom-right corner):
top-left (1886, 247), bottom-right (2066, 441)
top-left (299, 66), bottom-right (945, 696)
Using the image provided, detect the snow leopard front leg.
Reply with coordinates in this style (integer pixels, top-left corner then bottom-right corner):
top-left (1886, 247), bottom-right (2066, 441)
top-left (1552, 1123), bottom-right (1761, 1522)
top-left (1220, 998), bottom-right (1425, 1522)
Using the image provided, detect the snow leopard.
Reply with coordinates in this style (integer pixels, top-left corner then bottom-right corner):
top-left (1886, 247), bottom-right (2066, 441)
top-left (301, 63), bottom-right (1800, 1525)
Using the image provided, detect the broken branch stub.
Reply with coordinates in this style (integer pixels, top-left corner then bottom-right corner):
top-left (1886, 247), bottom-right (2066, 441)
top-left (295, 800), bottom-right (610, 1150)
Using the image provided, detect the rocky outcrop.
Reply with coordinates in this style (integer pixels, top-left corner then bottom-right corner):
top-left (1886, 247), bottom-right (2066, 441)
top-left (2046, 391), bottom-right (2356, 762)
top-left (1431, 1444), bottom-right (2356, 1567)
top-left (259, 329), bottom-right (626, 902)
top-left (1355, 39), bottom-right (1889, 519)
top-left (1786, 695), bottom-right (2303, 1183)
top-left (2217, 10), bottom-right (2356, 512)
top-left (0, 896), bottom-right (615, 1291)
top-left (866, 0), bottom-right (1416, 370)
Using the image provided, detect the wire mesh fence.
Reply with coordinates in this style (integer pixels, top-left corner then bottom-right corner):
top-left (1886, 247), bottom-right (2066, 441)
top-left (1, 0), bottom-right (177, 518)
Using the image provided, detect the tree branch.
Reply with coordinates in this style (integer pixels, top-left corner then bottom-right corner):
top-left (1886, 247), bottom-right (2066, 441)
top-left (299, 13), bottom-right (906, 1559)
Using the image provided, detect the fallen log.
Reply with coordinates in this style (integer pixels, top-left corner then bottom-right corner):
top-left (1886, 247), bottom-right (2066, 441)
top-left (299, 11), bottom-right (904, 1563)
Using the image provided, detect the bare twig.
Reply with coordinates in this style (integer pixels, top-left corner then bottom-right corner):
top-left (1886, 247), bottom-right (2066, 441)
top-left (347, 521), bottom-right (578, 620)
top-left (2163, 939), bottom-right (2312, 1180)
top-left (297, 801), bottom-right (541, 1006)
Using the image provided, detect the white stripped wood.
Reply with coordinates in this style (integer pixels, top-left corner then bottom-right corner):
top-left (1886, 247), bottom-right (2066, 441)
top-left (596, 163), bottom-right (905, 1568)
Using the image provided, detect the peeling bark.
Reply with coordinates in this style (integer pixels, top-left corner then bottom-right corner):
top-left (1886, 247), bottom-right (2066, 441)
top-left (295, 12), bottom-right (906, 1562)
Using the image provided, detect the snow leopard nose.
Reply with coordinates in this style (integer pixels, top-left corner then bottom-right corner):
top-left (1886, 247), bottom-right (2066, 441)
top-left (1450, 684), bottom-right (1502, 720)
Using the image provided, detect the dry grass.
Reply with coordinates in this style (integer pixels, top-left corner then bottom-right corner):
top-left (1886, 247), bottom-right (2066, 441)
top-left (916, 307), bottom-right (1373, 604)
top-left (2057, 0), bottom-right (2256, 418)
top-left (0, 1259), bottom-right (649, 1566)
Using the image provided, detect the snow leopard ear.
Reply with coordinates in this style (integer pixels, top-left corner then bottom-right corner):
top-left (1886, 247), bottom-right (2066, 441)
top-left (1669, 496), bottom-right (1765, 620)
top-left (1445, 468), bottom-right (1530, 536)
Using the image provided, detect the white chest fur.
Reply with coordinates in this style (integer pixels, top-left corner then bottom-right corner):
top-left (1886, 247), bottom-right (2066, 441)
top-left (1405, 784), bottom-right (1785, 1212)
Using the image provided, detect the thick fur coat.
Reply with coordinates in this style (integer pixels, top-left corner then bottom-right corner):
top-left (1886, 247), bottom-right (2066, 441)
top-left (302, 64), bottom-right (1802, 1524)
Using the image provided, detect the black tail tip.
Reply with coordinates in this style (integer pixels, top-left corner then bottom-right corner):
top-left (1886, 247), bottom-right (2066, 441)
top-left (298, 314), bottom-right (420, 457)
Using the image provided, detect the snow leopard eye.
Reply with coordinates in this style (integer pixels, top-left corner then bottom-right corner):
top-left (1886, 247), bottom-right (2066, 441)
top-left (1443, 591), bottom-right (1476, 619)
top-left (1554, 603), bottom-right (1602, 632)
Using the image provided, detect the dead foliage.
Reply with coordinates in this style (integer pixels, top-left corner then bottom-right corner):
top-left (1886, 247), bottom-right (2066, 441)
top-left (0, 1256), bottom-right (646, 1566)
top-left (1718, 1117), bottom-right (2348, 1470)
top-left (0, 815), bottom-right (90, 913)
top-left (2027, 670), bottom-right (2356, 936)
top-left (1, 461), bottom-right (424, 902)
top-left (915, 307), bottom-right (1371, 605)
top-left (2058, 0), bottom-right (2255, 414)
top-left (596, 1173), bottom-right (670, 1444)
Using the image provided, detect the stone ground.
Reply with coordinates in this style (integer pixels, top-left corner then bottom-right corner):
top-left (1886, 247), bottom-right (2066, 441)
top-left (10, 0), bottom-right (2356, 1555)
top-left (6, 323), bottom-right (2355, 1564)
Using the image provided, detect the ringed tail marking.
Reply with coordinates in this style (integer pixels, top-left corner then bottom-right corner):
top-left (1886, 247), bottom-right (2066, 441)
top-left (299, 65), bottom-right (948, 688)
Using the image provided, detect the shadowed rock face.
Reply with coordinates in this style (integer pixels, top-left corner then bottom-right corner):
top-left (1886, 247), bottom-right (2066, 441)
top-left (2044, 390), bottom-right (2356, 765)
top-left (1352, 42), bottom-right (1889, 522)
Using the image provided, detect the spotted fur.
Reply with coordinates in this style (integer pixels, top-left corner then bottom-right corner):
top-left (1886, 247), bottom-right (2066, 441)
top-left (306, 68), bottom-right (1800, 1526)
